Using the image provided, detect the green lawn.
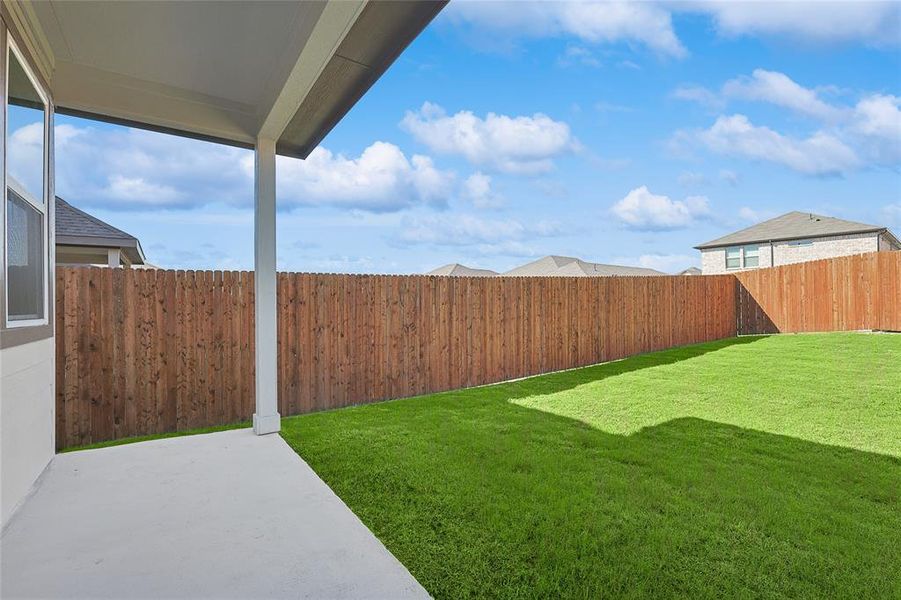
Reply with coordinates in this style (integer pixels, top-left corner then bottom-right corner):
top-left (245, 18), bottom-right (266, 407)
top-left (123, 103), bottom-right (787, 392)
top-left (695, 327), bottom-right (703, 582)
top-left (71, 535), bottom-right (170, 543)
top-left (280, 333), bottom-right (901, 599)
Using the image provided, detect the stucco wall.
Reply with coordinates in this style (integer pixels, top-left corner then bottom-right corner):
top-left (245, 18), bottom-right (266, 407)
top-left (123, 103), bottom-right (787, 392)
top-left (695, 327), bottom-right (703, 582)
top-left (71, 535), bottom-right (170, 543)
top-left (1, 337), bottom-right (55, 527)
top-left (701, 232), bottom-right (883, 274)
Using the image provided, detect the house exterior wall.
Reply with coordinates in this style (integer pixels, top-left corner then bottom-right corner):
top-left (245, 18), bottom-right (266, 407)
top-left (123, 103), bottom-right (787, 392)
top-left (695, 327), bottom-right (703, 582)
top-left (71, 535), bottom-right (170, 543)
top-left (0, 13), bottom-right (57, 529)
top-left (701, 232), bottom-right (883, 274)
top-left (701, 244), bottom-right (773, 274)
top-left (1, 337), bottom-right (55, 525)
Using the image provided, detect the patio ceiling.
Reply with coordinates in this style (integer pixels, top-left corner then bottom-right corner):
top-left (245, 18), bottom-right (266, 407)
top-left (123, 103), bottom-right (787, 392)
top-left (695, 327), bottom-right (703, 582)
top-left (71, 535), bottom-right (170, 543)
top-left (15, 0), bottom-right (445, 156)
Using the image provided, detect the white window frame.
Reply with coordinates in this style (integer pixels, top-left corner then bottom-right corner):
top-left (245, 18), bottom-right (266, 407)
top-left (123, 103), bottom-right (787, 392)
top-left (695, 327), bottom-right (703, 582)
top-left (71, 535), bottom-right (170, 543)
top-left (742, 244), bottom-right (759, 268)
top-left (724, 244), bottom-right (761, 270)
top-left (725, 246), bottom-right (741, 270)
top-left (3, 35), bottom-right (50, 329)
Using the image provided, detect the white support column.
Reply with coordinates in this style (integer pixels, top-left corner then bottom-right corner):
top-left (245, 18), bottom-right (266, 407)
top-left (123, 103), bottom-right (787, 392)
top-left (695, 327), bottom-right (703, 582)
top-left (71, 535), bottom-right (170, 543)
top-left (107, 248), bottom-right (120, 268)
top-left (253, 136), bottom-right (280, 435)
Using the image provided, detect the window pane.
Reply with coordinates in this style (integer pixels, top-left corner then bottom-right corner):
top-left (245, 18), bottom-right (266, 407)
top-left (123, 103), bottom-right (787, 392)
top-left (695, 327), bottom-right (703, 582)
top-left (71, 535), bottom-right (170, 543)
top-left (725, 247), bottom-right (740, 269)
top-left (6, 190), bottom-right (44, 320)
top-left (7, 48), bottom-right (45, 205)
top-left (743, 245), bottom-right (759, 268)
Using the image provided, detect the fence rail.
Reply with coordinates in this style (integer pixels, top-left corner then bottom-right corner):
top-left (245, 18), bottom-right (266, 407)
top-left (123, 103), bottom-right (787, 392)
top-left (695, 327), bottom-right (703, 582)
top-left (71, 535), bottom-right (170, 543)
top-left (735, 252), bottom-right (901, 335)
top-left (55, 268), bottom-right (736, 448)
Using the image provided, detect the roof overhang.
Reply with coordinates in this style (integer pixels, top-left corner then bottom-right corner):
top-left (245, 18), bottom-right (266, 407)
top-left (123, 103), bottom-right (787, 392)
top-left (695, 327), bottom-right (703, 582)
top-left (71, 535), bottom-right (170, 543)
top-left (694, 228), bottom-right (887, 250)
top-left (6, 0), bottom-right (445, 157)
top-left (57, 235), bottom-right (146, 265)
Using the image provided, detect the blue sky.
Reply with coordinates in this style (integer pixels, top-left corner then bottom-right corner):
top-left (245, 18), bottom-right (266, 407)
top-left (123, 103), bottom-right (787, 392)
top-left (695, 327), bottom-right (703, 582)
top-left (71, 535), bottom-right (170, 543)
top-left (48, 1), bottom-right (901, 274)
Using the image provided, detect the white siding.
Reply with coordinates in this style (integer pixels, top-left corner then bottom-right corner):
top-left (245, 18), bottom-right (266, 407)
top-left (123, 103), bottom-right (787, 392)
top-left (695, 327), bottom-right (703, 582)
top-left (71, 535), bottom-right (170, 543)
top-left (1, 338), bottom-right (55, 526)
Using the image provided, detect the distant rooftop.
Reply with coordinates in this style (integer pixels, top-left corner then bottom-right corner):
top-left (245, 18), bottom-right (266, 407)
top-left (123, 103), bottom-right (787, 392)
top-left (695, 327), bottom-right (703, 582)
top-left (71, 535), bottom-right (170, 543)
top-left (426, 263), bottom-right (498, 277)
top-left (55, 197), bottom-right (146, 264)
top-left (503, 255), bottom-right (663, 277)
top-left (696, 211), bottom-right (894, 249)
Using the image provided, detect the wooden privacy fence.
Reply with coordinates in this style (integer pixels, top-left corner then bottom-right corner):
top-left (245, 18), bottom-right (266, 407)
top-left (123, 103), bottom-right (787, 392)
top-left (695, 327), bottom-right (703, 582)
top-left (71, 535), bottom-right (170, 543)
top-left (55, 268), bottom-right (736, 448)
top-left (735, 252), bottom-right (901, 334)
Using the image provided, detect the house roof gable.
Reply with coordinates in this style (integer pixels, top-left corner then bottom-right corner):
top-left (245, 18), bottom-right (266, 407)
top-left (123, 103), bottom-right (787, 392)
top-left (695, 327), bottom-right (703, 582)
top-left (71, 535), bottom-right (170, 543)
top-left (504, 255), bottom-right (664, 277)
top-left (55, 197), bottom-right (145, 264)
top-left (695, 211), bottom-right (888, 249)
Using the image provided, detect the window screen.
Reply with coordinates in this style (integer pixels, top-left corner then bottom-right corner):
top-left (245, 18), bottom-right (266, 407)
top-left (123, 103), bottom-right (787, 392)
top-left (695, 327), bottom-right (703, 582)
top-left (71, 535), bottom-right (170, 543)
top-left (725, 247), bottom-right (740, 269)
top-left (743, 245), bottom-right (760, 268)
top-left (6, 189), bottom-right (44, 320)
top-left (5, 44), bottom-right (47, 325)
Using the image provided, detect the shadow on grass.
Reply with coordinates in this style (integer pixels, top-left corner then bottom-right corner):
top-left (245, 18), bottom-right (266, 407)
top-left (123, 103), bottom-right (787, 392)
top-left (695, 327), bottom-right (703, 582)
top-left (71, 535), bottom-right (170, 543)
top-left (472, 335), bottom-right (768, 403)
top-left (282, 337), bottom-right (900, 599)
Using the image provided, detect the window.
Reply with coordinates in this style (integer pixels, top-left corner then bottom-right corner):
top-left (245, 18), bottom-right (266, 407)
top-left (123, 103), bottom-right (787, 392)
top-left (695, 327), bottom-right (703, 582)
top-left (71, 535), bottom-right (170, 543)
top-left (725, 247), bottom-right (741, 269)
top-left (725, 245), bottom-right (761, 269)
top-left (5, 39), bottom-right (49, 326)
top-left (743, 245), bottom-right (759, 268)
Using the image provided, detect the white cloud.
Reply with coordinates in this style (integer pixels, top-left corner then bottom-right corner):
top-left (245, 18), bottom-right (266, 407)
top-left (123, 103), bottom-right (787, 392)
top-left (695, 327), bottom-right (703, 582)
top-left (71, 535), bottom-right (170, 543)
top-left (691, 114), bottom-right (860, 176)
top-left (677, 171), bottom-right (707, 188)
top-left (55, 124), bottom-right (250, 210)
top-left (848, 94), bottom-right (901, 164)
top-left (445, 1), bottom-right (898, 61)
top-left (398, 213), bottom-right (561, 256)
top-left (614, 253), bottom-right (699, 274)
top-left (739, 207), bottom-right (760, 222)
top-left (719, 169), bottom-right (740, 186)
top-left (675, 70), bottom-right (844, 120)
top-left (558, 45), bottom-right (601, 68)
top-left (275, 142), bottom-right (454, 212)
top-left (401, 102), bottom-right (576, 174)
top-left (672, 70), bottom-right (900, 173)
top-left (461, 172), bottom-right (504, 208)
top-left (53, 122), bottom-right (457, 213)
top-left (672, 85), bottom-right (724, 110)
top-left (722, 69), bottom-right (844, 121)
top-left (610, 186), bottom-right (711, 230)
top-left (446, 1), bottom-right (686, 57)
top-left (695, 1), bottom-right (901, 46)
top-left (103, 175), bottom-right (182, 205)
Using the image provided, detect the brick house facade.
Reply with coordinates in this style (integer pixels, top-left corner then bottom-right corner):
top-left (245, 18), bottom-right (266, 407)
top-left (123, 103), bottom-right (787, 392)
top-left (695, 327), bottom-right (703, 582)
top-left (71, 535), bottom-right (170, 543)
top-left (697, 212), bottom-right (900, 275)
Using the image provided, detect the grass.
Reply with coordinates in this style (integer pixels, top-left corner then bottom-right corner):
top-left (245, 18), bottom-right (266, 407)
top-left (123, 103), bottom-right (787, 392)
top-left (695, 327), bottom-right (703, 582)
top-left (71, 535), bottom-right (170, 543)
top-left (280, 333), bottom-right (901, 599)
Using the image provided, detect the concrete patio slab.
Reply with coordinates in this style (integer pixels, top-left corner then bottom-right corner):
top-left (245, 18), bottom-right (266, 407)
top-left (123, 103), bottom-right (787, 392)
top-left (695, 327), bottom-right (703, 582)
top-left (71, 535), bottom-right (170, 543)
top-left (1, 429), bottom-right (429, 599)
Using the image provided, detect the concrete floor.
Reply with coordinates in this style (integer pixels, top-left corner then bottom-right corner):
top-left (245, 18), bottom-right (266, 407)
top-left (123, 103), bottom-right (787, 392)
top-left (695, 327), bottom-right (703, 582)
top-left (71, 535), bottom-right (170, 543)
top-left (1, 429), bottom-right (429, 599)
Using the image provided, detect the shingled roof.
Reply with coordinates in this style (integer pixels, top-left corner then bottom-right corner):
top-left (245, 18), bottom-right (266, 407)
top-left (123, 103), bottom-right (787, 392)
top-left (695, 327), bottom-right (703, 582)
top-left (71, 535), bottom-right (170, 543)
top-left (503, 255), bottom-right (663, 277)
top-left (695, 211), bottom-right (894, 250)
top-left (55, 197), bottom-right (146, 264)
top-left (427, 263), bottom-right (499, 277)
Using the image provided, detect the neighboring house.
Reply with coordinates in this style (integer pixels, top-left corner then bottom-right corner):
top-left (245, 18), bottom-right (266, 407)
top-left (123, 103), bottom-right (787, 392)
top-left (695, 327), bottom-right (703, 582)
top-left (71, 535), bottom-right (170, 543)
top-left (696, 212), bottom-right (901, 275)
top-left (55, 197), bottom-right (147, 267)
top-left (427, 263), bottom-right (498, 277)
top-left (504, 255), bottom-right (663, 277)
top-left (425, 255), bottom-right (664, 277)
top-left (679, 267), bottom-right (702, 276)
